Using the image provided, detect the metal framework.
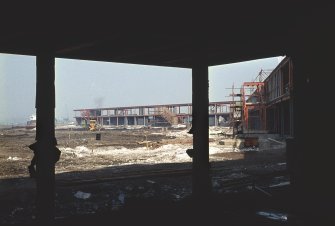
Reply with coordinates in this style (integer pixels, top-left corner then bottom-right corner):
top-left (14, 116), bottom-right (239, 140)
top-left (227, 58), bottom-right (293, 135)
top-left (241, 82), bottom-right (266, 132)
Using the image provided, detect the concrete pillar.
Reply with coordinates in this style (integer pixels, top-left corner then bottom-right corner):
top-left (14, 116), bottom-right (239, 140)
top-left (116, 117), bottom-right (119, 126)
top-left (290, 51), bottom-right (334, 218)
top-left (35, 54), bottom-right (56, 223)
top-left (286, 10), bottom-right (335, 222)
top-left (192, 56), bottom-right (210, 198)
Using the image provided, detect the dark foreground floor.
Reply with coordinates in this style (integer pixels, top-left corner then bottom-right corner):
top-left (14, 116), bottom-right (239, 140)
top-left (19, 186), bottom-right (334, 226)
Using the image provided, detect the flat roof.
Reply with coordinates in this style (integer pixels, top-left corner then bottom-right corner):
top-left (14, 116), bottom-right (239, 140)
top-left (74, 101), bottom-right (232, 111)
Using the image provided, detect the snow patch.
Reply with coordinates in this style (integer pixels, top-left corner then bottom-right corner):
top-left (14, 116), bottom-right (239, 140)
top-left (269, 181), bottom-right (290, 188)
top-left (166, 130), bottom-right (192, 138)
top-left (7, 156), bottom-right (21, 161)
top-left (60, 142), bottom-right (240, 165)
top-left (55, 124), bottom-right (81, 130)
top-left (171, 124), bottom-right (187, 129)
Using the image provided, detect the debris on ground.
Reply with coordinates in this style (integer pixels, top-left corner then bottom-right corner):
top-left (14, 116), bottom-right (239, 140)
top-left (0, 127), bottom-right (287, 224)
top-left (74, 191), bottom-right (91, 200)
top-left (256, 210), bottom-right (288, 222)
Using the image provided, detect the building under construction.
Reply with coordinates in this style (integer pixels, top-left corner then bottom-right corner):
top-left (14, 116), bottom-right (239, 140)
top-left (74, 101), bottom-right (231, 128)
top-left (76, 57), bottom-right (293, 135)
top-left (231, 57), bottom-right (293, 136)
top-left (264, 57), bottom-right (293, 136)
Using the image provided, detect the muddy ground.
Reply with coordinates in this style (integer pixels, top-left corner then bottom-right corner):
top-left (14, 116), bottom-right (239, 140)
top-left (0, 127), bottom-right (288, 224)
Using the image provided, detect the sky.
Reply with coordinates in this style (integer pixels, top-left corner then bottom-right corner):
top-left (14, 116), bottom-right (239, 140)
top-left (0, 53), bottom-right (283, 125)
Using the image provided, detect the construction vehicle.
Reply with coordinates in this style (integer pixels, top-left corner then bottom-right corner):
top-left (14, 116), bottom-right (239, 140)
top-left (80, 110), bottom-right (99, 131)
top-left (89, 120), bottom-right (98, 131)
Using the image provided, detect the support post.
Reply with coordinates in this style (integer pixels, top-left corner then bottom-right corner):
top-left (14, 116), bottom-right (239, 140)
top-left (192, 55), bottom-right (210, 198)
top-left (35, 54), bottom-right (56, 223)
top-left (290, 50), bottom-right (335, 219)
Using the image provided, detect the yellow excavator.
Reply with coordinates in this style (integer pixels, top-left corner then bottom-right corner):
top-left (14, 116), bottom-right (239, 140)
top-left (89, 120), bottom-right (98, 131)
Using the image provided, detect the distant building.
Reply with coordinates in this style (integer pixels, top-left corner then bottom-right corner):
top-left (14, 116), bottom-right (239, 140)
top-left (74, 102), bottom-right (231, 128)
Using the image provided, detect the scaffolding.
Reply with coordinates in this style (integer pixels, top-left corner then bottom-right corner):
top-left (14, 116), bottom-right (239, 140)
top-left (227, 69), bottom-right (271, 134)
top-left (228, 84), bottom-right (243, 136)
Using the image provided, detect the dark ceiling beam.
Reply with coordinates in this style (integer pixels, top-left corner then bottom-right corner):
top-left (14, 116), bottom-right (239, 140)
top-left (0, 2), bottom-right (332, 68)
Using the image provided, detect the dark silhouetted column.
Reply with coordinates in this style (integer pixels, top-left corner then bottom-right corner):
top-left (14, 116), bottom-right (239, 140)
top-left (192, 55), bottom-right (211, 198)
top-left (35, 53), bottom-right (56, 223)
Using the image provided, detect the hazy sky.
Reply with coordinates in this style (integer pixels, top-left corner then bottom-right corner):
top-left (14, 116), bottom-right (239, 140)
top-left (0, 53), bottom-right (283, 124)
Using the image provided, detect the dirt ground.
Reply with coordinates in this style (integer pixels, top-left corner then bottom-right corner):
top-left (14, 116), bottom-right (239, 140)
top-left (0, 126), bottom-right (288, 224)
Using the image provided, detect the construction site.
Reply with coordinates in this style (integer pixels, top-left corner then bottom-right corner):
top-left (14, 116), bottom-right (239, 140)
top-left (1, 57), bottom-right (294, 224)
top-left (0, 3), bottom-right (334, 225)
top-left (74, 57), bottom-right (293, 137)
